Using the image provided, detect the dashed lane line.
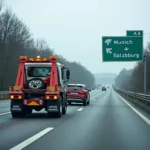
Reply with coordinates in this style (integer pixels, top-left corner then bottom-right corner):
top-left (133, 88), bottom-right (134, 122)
top-left (77, 108), bottom-right (83, 111)
top-left (0, 112), bottom-right (11, 116)
top-left (10, 127), bottom-right (54, 150)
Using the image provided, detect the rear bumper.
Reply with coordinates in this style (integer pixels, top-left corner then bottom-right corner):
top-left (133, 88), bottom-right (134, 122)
top-left (67, 94), bottom-right (87, 103)
top-left (67, 98), bottom-right (84, 103)
top-left (67, 94), bottom-right (86, 99)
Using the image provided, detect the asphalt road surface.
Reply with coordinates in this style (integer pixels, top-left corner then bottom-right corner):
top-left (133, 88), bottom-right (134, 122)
top-left (0, 87), bottom-right (150, 150)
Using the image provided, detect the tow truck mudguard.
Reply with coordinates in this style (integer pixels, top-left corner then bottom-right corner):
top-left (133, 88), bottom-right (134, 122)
top-left (11, 100), bottom-right (24, 112)
top-left (46, 100), bottom-right (61, 113)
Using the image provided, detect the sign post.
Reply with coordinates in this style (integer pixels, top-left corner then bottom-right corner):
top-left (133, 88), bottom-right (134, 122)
top-left (126, 30), bottom-right (146, 93)
top-left (143, 53), bottom-right (147, 94)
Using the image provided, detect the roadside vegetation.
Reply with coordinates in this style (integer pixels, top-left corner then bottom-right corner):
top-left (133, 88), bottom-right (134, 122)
top-left (115, 42), bottom-right (150, 93)
top-left (0, 1), bottom-right (95, 90)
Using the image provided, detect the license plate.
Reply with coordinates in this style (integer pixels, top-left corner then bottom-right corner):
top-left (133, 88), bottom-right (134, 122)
top-left (33, 98), bottom-right (40, 100)
top-left (70, 92), bottom-right (78, 94)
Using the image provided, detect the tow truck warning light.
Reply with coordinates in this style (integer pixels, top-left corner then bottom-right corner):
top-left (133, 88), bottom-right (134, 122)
top-left (20, 56), bottom-right (27, 60)
top-left (20, 55), bottom-right (57, 61)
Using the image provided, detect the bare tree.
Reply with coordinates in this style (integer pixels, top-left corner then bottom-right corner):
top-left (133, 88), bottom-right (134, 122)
top-left (0, 6), bottom-right (95, 90)
top-left (0, 0), bottom-right (4, 13)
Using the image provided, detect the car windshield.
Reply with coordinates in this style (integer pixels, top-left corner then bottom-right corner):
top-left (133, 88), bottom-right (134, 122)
top-left (67, 85), bottom-right (83, 90)
top-left (27, 67), bottom-right (51, 77)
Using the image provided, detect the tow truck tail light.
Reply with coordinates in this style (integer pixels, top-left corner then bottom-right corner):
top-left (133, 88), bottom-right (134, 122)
top-left (10, 95), bottom-right (14, 99)
top-left (45, 95), bottom-right (59, 100)
top-left (50, 56), bottom-right (57, 60)
top-left (10, 95), bottom-right (23, 99)
top-left (54, 96), bottom-right (58, 99)
top-left (18, 95), bottom-right (22, 99)
top-left (20, 56), bottom-right (27, 60)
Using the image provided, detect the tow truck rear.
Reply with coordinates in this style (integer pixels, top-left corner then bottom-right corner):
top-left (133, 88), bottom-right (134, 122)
top-left (9, 55), bottom-right (70, 118)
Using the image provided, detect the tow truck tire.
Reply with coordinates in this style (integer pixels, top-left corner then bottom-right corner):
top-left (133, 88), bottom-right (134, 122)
top-left (56, 97), bottom-right (63, 117)
top-left (62, 107), bottom-right (67, 115)
top-left (11, 111), bottom-right (26, 118)
top-left (19, 112), bottom-right (26, 118)
top-left (11, 112), bottom-right (20, 118)
top-left (27, 78), bottom-right (45, 89)
top-left (62, 99), bottom-right (67, 115)
top-left (26, 108), bottom-right (32, 115)
top-left (67, 102), bottom-right (71, 105)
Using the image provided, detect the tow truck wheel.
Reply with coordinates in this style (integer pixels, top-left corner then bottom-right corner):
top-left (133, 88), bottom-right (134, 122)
top-left (68, 102), bottom-right (71, 105)
top-left (27, 78), bottom-right (45, 89)
top-left (11, 112), bottom-right (20, 118)
top-left (26, 108), bottom-right (32, 115)
top-left (62, 99), bottom-right (67, 115)
top-left (62, 106), bottom-right (67, 115)
top-left (56, 97), bottom-right (63, 117)
top-left (19, 111), bottom-right (27, 118)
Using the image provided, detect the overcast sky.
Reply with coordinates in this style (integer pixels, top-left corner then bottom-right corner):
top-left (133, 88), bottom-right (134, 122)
top-left (6, 0), bottom-right (150, 74)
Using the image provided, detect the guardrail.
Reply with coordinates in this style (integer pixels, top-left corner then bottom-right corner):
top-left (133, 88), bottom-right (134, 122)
top-left (113, 86), bottom-right (150, 110)
top-left (0, 91), bottom-right (9, 100)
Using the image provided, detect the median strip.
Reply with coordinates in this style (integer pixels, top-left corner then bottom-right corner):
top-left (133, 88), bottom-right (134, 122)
top-left (10, 127), bottom-right (54, 150)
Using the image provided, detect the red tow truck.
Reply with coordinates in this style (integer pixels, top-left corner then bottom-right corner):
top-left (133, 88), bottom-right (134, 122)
top-left (9, 55), bottom-right (70, 118)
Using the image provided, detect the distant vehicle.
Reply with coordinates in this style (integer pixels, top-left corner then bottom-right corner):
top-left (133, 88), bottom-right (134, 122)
top-left (66, 83), bottom-right (91, 106)
top-left (102, 86), bottom-right (106, 91)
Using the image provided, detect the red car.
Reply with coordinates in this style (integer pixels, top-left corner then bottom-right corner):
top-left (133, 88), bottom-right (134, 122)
top-left (66, 84), bottom-right (91, 106)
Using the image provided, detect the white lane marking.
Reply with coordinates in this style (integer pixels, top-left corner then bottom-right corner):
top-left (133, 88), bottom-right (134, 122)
top-left (0, 102), bottom-right (9, 104)
top-left (10, 127), bottom-right (54, 150)
top-left (115, 92), bottom-right (150, 126)
top-left (0, 112), bottom-right (11, 116)
top-left (91, 92), bottom-right (104, 99)
top-left (77, 108), bottom-right (83, 111)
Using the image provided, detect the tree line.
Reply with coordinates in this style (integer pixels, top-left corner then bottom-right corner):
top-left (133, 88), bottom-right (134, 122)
top-left (115, 43), bottom-right (150, 93)
top-left (0, 1), bottom-right (95, 90)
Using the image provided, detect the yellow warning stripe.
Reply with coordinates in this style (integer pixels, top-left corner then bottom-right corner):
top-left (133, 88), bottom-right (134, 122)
top-left (28, 101), bottom-right (39, 106)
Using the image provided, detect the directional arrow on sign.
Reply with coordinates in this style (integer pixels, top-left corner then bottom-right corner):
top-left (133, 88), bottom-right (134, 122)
top-left (105, 39), bottom-right (112, 45)
top-left (106, 48), bottom-right (112, 54)
top-left (124, 47), bottom-right (129, 51)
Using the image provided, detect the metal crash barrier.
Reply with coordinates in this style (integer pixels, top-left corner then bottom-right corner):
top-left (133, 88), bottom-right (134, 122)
top-left (113, 86), bottom-right (150, 109)
top-left (0, 91), bottom-right (9, 100)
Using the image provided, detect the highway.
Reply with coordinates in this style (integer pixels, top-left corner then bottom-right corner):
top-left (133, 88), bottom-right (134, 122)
top-left (0, 87), bottom-right (150, 150)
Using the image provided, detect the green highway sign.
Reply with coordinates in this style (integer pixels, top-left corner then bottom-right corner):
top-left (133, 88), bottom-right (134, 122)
top-left (126, 30), bottom-right (143, 36)
top-left (102, 36), bottom-right (143, 62)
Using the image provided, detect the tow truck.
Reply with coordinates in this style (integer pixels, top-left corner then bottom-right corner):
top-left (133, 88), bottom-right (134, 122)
top-left (9, 55), bottom-right (70, 118)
